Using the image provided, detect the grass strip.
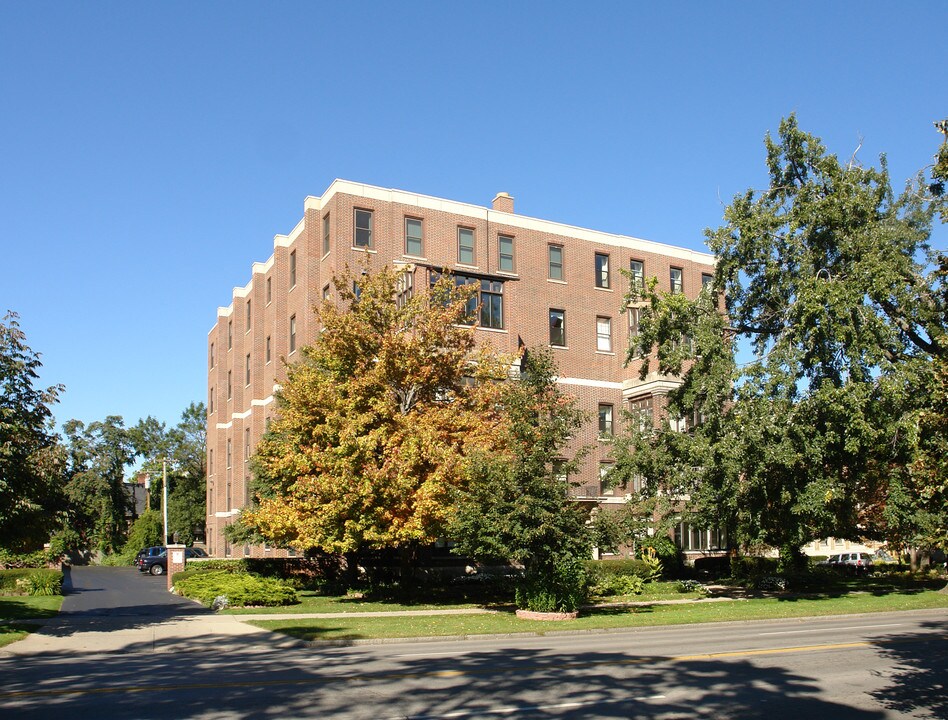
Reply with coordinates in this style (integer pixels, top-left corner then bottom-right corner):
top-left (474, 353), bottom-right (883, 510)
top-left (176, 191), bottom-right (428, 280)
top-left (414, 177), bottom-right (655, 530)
top-left (222, 582), bottom-right (704, 615)
top-left (249, 589), bottom-right (948, 642)
top-left (0, 595), bottom-right (63, 620)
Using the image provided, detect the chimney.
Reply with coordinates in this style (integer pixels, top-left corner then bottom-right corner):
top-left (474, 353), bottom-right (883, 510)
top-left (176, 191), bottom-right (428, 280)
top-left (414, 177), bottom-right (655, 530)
top-left (492, 192), bottom-right (514, 213)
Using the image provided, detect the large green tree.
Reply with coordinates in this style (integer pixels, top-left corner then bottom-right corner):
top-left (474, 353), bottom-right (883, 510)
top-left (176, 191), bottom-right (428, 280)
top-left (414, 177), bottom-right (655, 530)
top-left (130, 402), bottom-right (207, 544)
top-left (0, 312), bottom-right (66, 551)
top-left (449, 348), bottom-right (591, 612)
top-left (63, 416), bottom-right (135, 554)
top-left (613, 116), bottom-right (945, 569)
top-left (237, 265), bottom-right (510, 554)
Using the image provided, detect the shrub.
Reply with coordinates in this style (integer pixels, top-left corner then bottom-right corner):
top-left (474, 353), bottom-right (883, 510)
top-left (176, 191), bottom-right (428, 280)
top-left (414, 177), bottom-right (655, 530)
top-left (0, 569), bottom-right (63, 596)
top-left (516, 554), bottom-right (587, 613)
top-left (692, 555), bottom-right (731, 577)
top-left (592, 573), bottom-right (645, 597)
top-left (0, 549), bottom-right (57, 569)
top-left (585, 559), bottom-right (655, 581)
top-left (174, 570), bottom-right (298, 608)
top-left (755, 575), bottom-right (788, 592)
top-left (676, 579), bottom-right (707, 594)
top-left (731, 555), bottom-right (780, 579)
top-left (638, 536), bottom-right (680, 573)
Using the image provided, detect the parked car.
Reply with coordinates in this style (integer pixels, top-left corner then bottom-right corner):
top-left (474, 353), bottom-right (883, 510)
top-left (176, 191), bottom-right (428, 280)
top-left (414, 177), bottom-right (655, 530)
top-left (818, 552), bottom-right (874, 573)
top-left (134, 546), bottom-right (165, 567)
top-left (137, 546), bottom-right (208, 576)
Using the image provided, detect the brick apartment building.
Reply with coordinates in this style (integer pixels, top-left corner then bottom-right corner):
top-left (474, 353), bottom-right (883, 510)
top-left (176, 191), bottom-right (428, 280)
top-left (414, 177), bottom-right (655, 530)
top-left (206, 180), bottom-right (716, 558)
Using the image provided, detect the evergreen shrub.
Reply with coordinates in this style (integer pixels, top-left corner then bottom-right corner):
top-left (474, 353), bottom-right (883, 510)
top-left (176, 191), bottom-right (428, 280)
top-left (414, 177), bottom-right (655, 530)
top-left (174, 570), bottom-right (298, 608)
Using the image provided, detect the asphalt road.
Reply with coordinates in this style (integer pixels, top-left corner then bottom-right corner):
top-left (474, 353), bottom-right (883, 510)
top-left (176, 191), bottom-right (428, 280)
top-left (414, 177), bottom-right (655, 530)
top-left (1, 567), bottom-right (945, 719)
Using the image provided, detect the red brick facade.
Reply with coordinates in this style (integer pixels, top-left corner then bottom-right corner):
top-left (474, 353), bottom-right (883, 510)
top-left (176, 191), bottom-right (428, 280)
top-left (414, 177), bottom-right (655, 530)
top-left (206, 181), bottom-right (715, 558)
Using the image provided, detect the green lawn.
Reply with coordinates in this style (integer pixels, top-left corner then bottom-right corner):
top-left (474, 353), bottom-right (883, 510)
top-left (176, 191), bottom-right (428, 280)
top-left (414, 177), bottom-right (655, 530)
top-left (249, 588), bottom-right (948, 643)
top-left (0, 595), bottom-right (63, 648)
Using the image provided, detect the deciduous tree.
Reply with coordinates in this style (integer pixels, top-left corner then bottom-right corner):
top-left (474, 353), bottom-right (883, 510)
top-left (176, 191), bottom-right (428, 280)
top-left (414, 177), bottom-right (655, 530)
top-left (613, 116), bottom-right (945, 570)
top-left (238, 265), bottom-right (510, 554)
top-left (449, 349), bottom-right (591, 612)
top-left (0, 312), bottom-right (65, 551)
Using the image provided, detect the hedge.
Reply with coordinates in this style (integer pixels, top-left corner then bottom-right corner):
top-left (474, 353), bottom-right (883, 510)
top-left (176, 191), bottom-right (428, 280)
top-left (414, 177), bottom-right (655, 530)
top-left (174, 570), bottom-right (298, 608)
top-left (0, 569), bottom-right (64, 596)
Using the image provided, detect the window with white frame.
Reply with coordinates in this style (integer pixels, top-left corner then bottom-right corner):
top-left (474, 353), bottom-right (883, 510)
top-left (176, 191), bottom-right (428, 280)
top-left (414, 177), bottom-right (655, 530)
top-left (630, 259), bottom-right (644, 292)
top-left (354, 208), bottom-right (373, 248)
top-left (598, 403), bottom-right (614, 437)
top-left (549, 309), bottom-right (566, 346)
top-left (405, 217), bottom-right (423, 257)
top-left (596, 316), bottom-right (612, 352)
top-left (458, 227), bottom-right (475, 265)
top-left (289, 315), bottom-right (296, 353)
top-left (629, 397), bottom-right (653, 432)
top-left (498, 235), bottom-right (515, 272)
top-left (595, 252), bottom-right (610, 289)
top-left (670, 267), bottom-right (683, 294)
top-left (322, 213), bottom-right (330, 255)
top-left (549, 244), bottom-right (564, 280)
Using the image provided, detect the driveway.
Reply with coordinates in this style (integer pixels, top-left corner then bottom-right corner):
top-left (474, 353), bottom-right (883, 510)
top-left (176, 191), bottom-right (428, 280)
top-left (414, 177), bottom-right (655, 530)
top-left (1, 565), bottom-right (284, 656)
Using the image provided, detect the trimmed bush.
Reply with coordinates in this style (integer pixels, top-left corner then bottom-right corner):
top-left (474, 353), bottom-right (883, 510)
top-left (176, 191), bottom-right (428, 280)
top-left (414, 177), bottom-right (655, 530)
top-left (585, 559), bottom-right (655, 581)
top-left (174, 570), bottom-right (298, 608)
top-left (0, 569), bottom-right (63, 596)
top-left (692, 555), bottom-right (731, 576)
top-left (0, 549), bottom-right (57, 569)
top-left (731, 555), bottom-right (780, 579)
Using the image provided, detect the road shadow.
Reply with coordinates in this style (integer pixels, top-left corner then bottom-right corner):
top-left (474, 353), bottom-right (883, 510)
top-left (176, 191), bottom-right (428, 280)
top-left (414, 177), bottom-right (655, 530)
top-left (0, 626), bottom-right (907, 719)
top-left (868, 621), bottom-right (948, 718)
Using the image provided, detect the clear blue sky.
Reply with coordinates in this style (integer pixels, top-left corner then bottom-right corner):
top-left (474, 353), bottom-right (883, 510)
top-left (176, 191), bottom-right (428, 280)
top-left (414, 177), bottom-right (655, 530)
top-left (2, 2), bottom-right (945, 433)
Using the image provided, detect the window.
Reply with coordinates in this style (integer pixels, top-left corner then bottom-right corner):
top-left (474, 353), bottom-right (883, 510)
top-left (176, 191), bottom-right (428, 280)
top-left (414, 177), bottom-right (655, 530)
top-left (245, 353), bottom-right (251, 386)
top-left (630, 260), bottom-right (644, 292)
top-left (629, 397), bottom-right (653, 431)
top-left (458, 227), bottom-right (475, 265)
top-left (228, 320), bottom-right (233, 349)
top-left (322, 284), bottom-right (330, 302)
top-left (289, 315), bottom-right (296, 353)
top-left (548, 244), bottom-right (564, 280)
top-left (552, 459), bottom-right (568, 484)
top-left (266, 277), bottom-right (272, 304)
top-left (322, 213), bottom-right (330, 255)
top-left (628, 307), bottom-right (642, 358)
top-left (354, 208), bottom-right (373, 248)
top-left (227, 371), bottom-right (232, 400)
top-left (209, 388), bottom-right (214, 415)
top-left (405, 218), bottom-right (423, 256)
top-left (289, 250), bottom-right (297, 288)
top-left (675, 523), bottom-right (728, 552)
top-left (702, 273), bottom-right (713, 290)
top-left (245, 300), bottom-right (251, 330)
top-left (226, 439), bottom-right (232, 468)
top-left (265, 336), bottom-right (271, 364)
top-left (244, 428), bottom-right (251, 460)
top-left (450, 274), bottom-right (504, 329)
top-left (396, 270), bottom-right (414, 309)
top-left (595, 253), bottom-right (610, 289)
top-left (209, 449), bottom-right (214, 476)
top-left (498, 235), bottom-right (514, 272)
top-left (598, 403), bottom-right (614, 437)
top-left (599, 461), bottom-right (616, 496)
top-left (479, 279), bottom-right (503, 329)
top-left (549, 309), bottom-right (566, 346)
top-left (210, 342), bottom-right (215, 368)
top-left (596, 316), bottom-right (612, 352)
top-left (670, 267), bottom-right (683, 294)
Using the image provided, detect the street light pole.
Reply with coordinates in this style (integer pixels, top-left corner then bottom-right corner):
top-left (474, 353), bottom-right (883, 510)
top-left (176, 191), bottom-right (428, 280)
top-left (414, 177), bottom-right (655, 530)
top-left (162, 459), bottom-right (169, 546)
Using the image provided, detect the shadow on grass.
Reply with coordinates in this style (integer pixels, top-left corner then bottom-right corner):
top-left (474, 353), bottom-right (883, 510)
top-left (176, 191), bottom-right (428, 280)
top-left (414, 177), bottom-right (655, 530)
top-left (0, 598), bottom-right (61, 621)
